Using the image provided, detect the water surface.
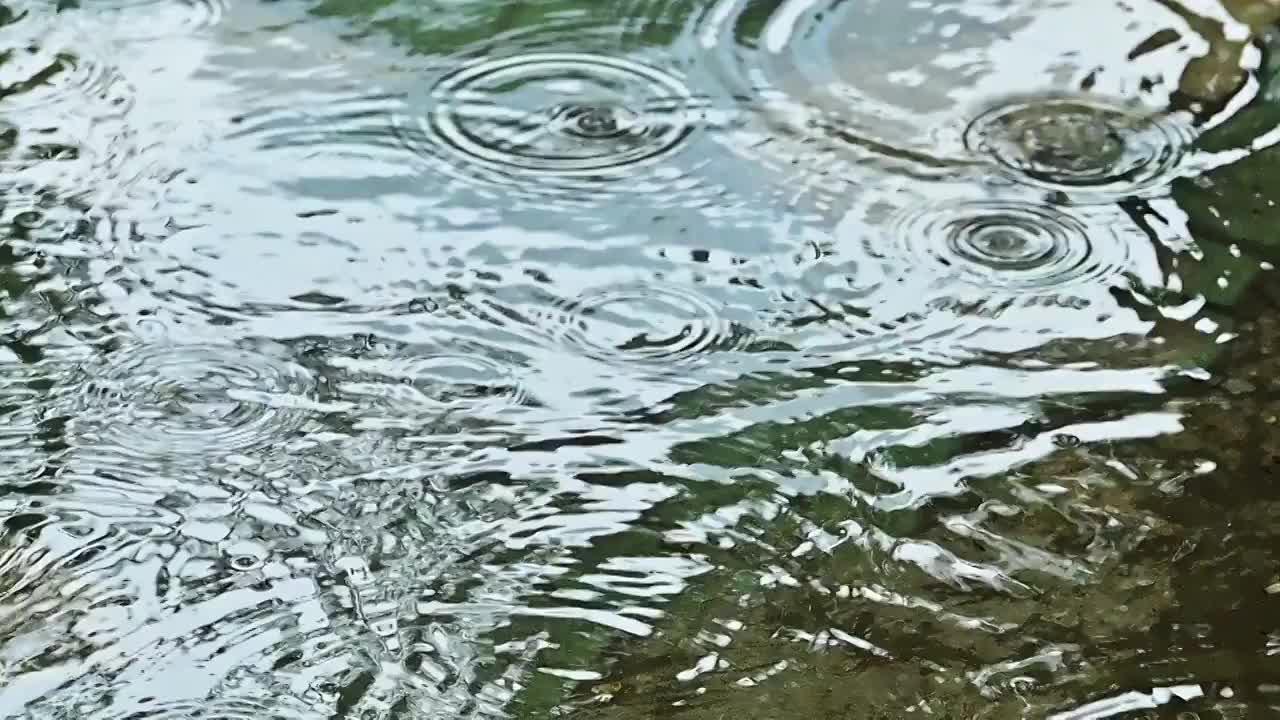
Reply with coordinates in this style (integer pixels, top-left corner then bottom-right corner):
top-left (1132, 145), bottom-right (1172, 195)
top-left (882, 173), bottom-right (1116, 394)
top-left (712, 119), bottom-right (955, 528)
top-left (1, 0), bottom-right (1279, 717)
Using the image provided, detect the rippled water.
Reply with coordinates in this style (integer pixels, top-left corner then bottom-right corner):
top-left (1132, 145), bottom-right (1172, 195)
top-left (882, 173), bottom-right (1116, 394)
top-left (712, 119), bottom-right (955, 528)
top-left (2, 0), bottom-right (1280, 717)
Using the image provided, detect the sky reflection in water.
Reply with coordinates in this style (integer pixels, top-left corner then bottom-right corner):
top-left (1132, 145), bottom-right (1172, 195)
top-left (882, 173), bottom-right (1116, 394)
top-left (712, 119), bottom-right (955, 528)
top-left (0, 0), bottom-right (1278, 718)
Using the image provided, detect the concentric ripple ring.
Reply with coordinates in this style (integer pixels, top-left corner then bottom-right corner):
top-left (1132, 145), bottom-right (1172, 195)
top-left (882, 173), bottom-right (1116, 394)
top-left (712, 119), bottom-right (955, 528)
top-left (0, 10), bottom-right (134, 116)
top-left (406, 52), bottom-right (700, 186)
top-left (550, 283), bottom-right (743, 364)
top-left (884, 200), bottom-right (1126, 292)
top-left (71, 344), bottom-right (316, 460)
top-left (45, 0), bottom-right (226, 40)
top-left (329, 352), bottom-right (528, 417)
top-left (963, 94), bottom-right (1194, 201)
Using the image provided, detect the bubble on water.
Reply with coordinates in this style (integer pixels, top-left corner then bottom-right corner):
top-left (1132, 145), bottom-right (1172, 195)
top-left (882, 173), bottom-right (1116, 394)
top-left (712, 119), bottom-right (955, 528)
top-left (71, 343), bottom-right (316, 462)
top-left (548, 283), bottom-right (747, 365)
top-left (963, 93), bottom-right (1194, 201)
top-left (397, 52), bottom-right (718, 204)
top-left (883, 199), bottom-right (1130, 292)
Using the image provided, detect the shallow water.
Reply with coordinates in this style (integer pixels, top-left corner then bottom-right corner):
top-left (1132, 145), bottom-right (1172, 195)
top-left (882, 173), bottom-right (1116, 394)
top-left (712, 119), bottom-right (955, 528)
top-left (1, 0), bottom-right (1280, 717)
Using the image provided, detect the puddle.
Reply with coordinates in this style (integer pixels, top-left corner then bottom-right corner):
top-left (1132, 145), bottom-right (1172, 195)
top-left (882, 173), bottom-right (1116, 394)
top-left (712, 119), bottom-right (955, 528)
top-left (0, 0), bottom-right (1278, 718)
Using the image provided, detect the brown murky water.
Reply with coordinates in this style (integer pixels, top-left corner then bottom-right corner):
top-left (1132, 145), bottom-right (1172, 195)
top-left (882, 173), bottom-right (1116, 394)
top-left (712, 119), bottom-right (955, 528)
top-left (1, 0), bottom-right (1279, 717)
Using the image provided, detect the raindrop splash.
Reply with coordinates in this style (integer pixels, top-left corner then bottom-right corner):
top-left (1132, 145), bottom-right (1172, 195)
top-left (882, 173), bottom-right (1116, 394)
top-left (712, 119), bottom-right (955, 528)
top-left (963, 94), bottom-right (1195, 201)
top-left (883, 199), bottom-right (1130, 292)
top-left (0, 14), bottom-right (130, 113)
top-left (399, 52), bottom-right (714, 203)
top-left (548, 283), bottom-right (746, 365)
top-left (328, 350), bottom-right (528, 430)
top-left (686, 0), bottom-right (1210, 199)
top-left (225, 91), bottom-right (421, 171)
top-left (47, 0), bottom-right (226, 40)
top-left (68, 343), bottom-right (317, 462)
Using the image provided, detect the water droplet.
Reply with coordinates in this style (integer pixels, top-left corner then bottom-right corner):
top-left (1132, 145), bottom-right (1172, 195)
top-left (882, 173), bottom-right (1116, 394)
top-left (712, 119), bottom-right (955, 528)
top-left (553, 103), bottom-right (638, 140)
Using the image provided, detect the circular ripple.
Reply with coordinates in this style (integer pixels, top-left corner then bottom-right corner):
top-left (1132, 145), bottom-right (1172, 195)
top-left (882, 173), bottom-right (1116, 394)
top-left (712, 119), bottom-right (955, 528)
top-left (51, 0), bottom-right (226, 40)
top-left (884, 200), bottom-right (1126, 292)
top-left (0, 15), bottom-right (130, 114)
top-left (399, 52), bottom-right (711, 200)
top-left (688, 0), bottom-right (1208, 192)
top-left (549, 283), bottom-right (745, 364)
top-left (0, 120), bottom-right (93, 195)
top-left (95, 697), bottom-right (315, 720)
top-left (329, 352), bottom-right (527, 423)
top-left (689, 0), bottom-right (1008, 182)
top-left (71, 344), bottom-right (316, 460)
top-left (226, 91), bottom-right (415, 164)
top-left (963, 94), bottom-right (1193, 200)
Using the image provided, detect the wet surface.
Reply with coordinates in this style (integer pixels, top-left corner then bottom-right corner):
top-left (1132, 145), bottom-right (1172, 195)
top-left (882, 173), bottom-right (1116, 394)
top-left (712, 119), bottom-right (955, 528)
top-left (1, 0), bottom-right (1279, 718)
